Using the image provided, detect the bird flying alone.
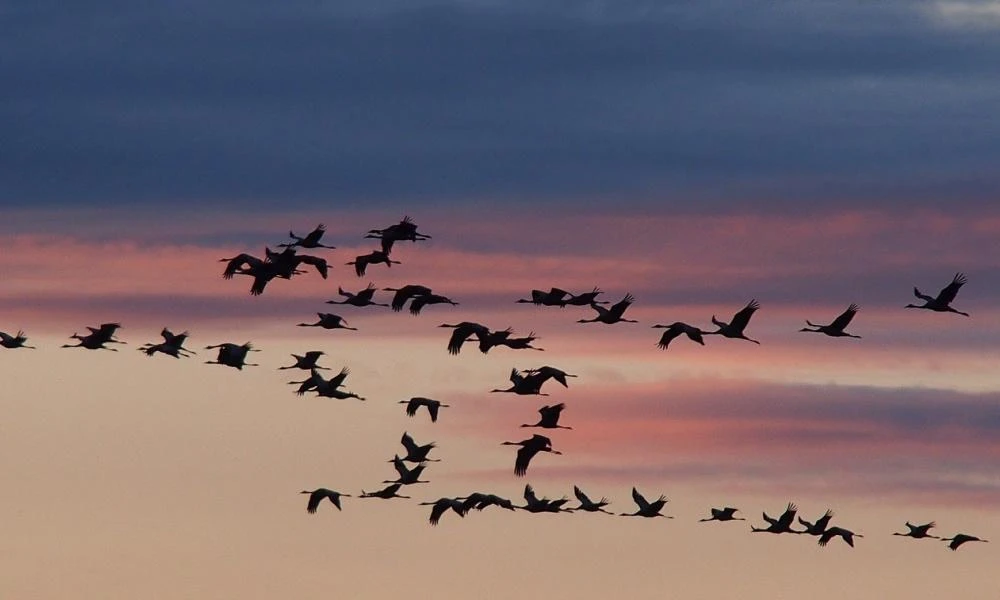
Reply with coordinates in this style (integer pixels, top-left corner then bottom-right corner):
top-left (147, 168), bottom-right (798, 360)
top-left (400, 397), bottom-right (449, 422)
top-left (301, 488), bottom-right (350, 513)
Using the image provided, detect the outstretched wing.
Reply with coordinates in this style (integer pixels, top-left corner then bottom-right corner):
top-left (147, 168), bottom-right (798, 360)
top-left (829, 304), bottom-right (859, 331)
top-left (935, 272), bottom-right (967, 304)
top-left (631, 487), bottom-right (650, 511)
top-left (729, 299), bottom-right (760, 332)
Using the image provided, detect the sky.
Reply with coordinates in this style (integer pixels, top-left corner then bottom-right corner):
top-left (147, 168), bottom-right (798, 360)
top-left (2, 1), bottom-right (1000, 599)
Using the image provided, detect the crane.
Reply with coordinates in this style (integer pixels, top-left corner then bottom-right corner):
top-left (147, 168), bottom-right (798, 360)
top-left (800, 304), bottom-right (861, 338)
top-left (906, 273), bottom-right (970, 316)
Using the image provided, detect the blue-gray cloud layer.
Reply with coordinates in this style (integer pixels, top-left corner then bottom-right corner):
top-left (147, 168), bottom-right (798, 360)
top-left (3, 1), bottom-right (999, 210)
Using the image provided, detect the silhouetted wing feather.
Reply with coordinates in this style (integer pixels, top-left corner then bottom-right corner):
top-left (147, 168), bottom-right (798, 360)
top-left (829, 304), bottom-right (858, 331)
top-left (936, 272), bottom-right (967, 304)
top-left (729, 299), bottom-right (760, 331)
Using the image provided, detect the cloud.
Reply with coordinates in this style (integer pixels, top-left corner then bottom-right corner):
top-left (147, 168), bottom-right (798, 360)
top-left (3, 1), bottom-right (1000, 207)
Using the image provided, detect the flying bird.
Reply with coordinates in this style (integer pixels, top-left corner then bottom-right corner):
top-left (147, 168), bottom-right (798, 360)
top-left (798, 509), bottom-right (835, 536)
top-left (383, 284), bottom-right (433, 312)
top-left (620, 487), bottom-right (671, 518)
top-left (281, 224), bottom-right (336, 249)
top-left (458, 492), bottom-right (517, 512)
top-left (705, 299), bottom-right (761, 344)
top-left (62, 323), bottom-right (125, 351)
top-left (496, 331), bottom-right (544, 352)
top-left (571, 486), bottom-right (613, 514)
top-left (520, 484), bottom-right (570, 513)
top-left (399, 432), bottom-right (440, 463)
top-left (942, 533), bottom-right (988, 551)
top-left (278, 351), bottom-right (329, 371)
top-left (439, 322), bottom-right (491, 355)
top-left (490, 368), bottom-right (548, 396)
top-left (906, 272), bottom-right (970, 316)
top-left (400, 397), bottom-right (449, 422)
top-left (385, 455), bottom-right (430, 485)
top-left (138, 328), bottom-right (195, 358)
top-left (516, 288), bottom-right (571, 307)
top-left (346, 250), bottom-right (400, 277)
top-left (502, 434), bottom-right (561, 477)
top-left (651, 322), bottom-right (706, 349)
top-left (359, 483), bottom-right (411, 500)
top-left (419, 497), bottom-right (468, 526)
top-left (564, 287), bottom-right (608, 306)
top-left (297, 313), bottom-right (358, 331)
top-left (301, 488), bottom-right (350, 513)
top-left (204, 342), bottom-right (259, 369)
top-left (577, 293), bottom-right (638, 324)
top-left (520, 403), bottom-right (572, 430)
top-left (521, 366), bottom-right (577, 388)
top-left (752, 502), bottom-right (798, 534)
top-left (0, 330), bottom-right (35, 349)
top-left (699, 507), bottom-right (745, 523)
top-left (893, 521), bottom-right (940, 540)
top-left (326, 283), bottom-right (388, 308)
top-left (409, 293), bottom-right (459, 315)
top-left (818, 526), bottom-right (863, 548)
top-left (800, 304), bottom-right (861, 338)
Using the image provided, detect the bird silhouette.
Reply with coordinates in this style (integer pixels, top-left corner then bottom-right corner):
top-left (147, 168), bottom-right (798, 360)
top-left (419, 497), bottom-right (467, 526)
top-left (297, 313), bottom-right (357, 330)
top-left (906, 272), bottom-right (970, 316)
top-left (385, 455), bottom-right (430, 485)
top-left (751, 502), bottom-right (798, 533)
top-left (893, 521), bottom-right (940, 539)
top-left (326, 283), bottom-right (388, 308)
top-left (288, 366), bottom-right (351, 396)
top-left (301, 488), bottom-right (350, 513)
top-left (520, 484), bottom-right (570, 513)
top-left (798, 509), bottom-right (835, 536)
top-left (705, 300), bottom-right (761, 344)
top-left (383, 284), bottom-right (433, 312)
top-left (651, 322), bottom-right (706, 349)
top-left (564, 287), bottom-right (609, 306)
top-left (458, 492), bottom-right (517, 512)
top-left (399, 432), bottom-right (440, 463)
top-left (409, 293), bottom-right (459, 315)
top-left (490, 368), bottom-right (548, 396)
top-left (62, 323), bottom-right (125, 351)
top-left (281, 224), bottom-right (336, 249)
top-left (699, 507), bottom-right (745, 523)
top-left (942, 533), bottom-right (988, 550)
top-left (278, 351), bottom-right (329, 371)
top-left (365, 216), bottom-right (432, 246)
top-left (818, 526), bottom-right (863, 548)
top-left (570, 486), bottom-right (613, 514)
top-left (577, 293), bottom-right (638, 324)
top-left (516, 288), bottom-right (571, 307)
top-left (521, 403), bottom-right (572, 430)
top-left (359, 483), bottom-right (411, 500)
top-left (204, 342), bottom-right (259, 369)
top-left (496, 331), bottom-right (545, 352)
top-left (346, 250), bottom-right (400, 277)
top-left (620, 487), bottom-right (671, 518)
top-left (521, 366), bottom-right (577, 388)
top-left (502, 434), bottom-right (561, 477)
top-left (0, 330), bottom-right (35, 349)
top-left (439, 322), bottom-right (491, 355)
top-left (400, 397), bottom-right (449, 422)
top-left (800, 304), bottom-right (861, 338)
top-left (139, 328), bottom-right (195, 358)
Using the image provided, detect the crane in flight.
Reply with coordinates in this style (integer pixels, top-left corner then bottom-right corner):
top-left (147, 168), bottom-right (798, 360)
top-left (800, 304), bottom-right (861, 338)
top-left (818, 526), bottom-right (863, 548)
top-left (359, 483), bottom-right (411, 500)
top-left (398, 432), bottom-right (440, 463)
top-left (651, 322), bottom-right (706, 349)
top-left (699, 507), bottom-right (745, 523)
top-left (906, 272), bottom-right (970, 316)
top-left (620, 487), bottom-right (671, 518)
top-left (139, 328), bottom-right (196, 358)
top-left (570, 486), bottom-right (613, 514)
top-left (490, 368), bottom-right (548, 396)
top-left (751, 502), bottom-right (798, 534)
top-left (942, 533), bottom-right (988, 550)
top-left (502, 434), bottom-right (561, 477)
top-left (439, 322), bottom-right (491, 355)
top-left (384, 284), bottom-right (433, 312)
top-left (399, 397), bottom-right (449, 422)
top-left (62, 323), bottom-right (125, 351)
top-left (347, 250), bottom-right (400, 277)
top-left (798, 509), bottom-right (835, 536)
top-left (204, 342), bottom-right (259, 369)
top-left (419, 498), bottom-right (468, 526)
top-left (278, 351), bottom-right (329, 371)
top-left (705, 299), bottom-right (761, 344)
top-left (297, 313), bottom-right (358, 331)
top-left (516, 288), bottom-right (571, 307)
top-left (458, 492), bottom-right (517, 512)
top-left (519, 484), bottom-right (570, 513)
top-left (326, 283), bottom-right (389, 308)
top-left (520, 403), bottom-right (572, 430)
top-left (280, 224), bottom-right (337, 249)
top-left (577, 293), bottom-right (638, 324)
top-left (0, 330), bottom-right (35, 349)
top-left (409, 293), bottom-right (459, 315)
top-left (301, 488), bottom-right (350, 513)
top-left (893, 521), bottom-right (940, 539)
top-left (384, 455), bottom-right (430, 485)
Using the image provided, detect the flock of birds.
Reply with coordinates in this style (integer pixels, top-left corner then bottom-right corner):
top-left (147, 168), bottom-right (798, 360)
top-left (2, 217), bottom-right (988, 552)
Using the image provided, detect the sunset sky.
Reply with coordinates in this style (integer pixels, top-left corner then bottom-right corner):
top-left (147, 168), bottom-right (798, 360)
top-left (3, 1), bottom-right (1000, 599)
